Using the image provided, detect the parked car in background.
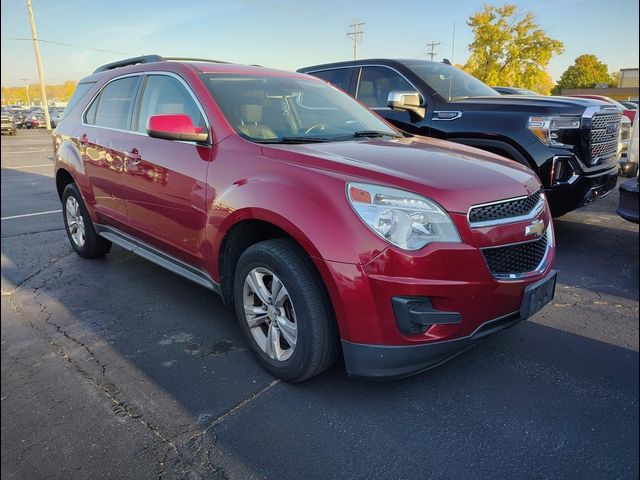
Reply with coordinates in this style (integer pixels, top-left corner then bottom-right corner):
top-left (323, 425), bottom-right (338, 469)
top-left (620, 101), bottom-right (638, 110)
top-left (48, 107), bottom-right (63, 128)
top-left (299, 59), bottom-right (621, 217)
top-left (8, 106), bottom-right (26, 128)
top-left (618, 116), bottom-right (639, 223)
top-left (53, 55), bottom-right (556, 381)
top-left (618, 116), bottom-right (637, 177)
top-left (1, 112), bottom-right (17, 135)
top-left (492, 86), bottom-right (539, 95)
top-left (23, 110), bottom-right (46, 129)
top-left (570, 95), bottom-right (636, 123)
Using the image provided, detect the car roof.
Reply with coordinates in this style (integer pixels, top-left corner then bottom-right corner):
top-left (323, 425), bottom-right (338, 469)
top-left (79, 55), bottom-right (309, 84)
top-left (298, 58), bottom-right (441, 72)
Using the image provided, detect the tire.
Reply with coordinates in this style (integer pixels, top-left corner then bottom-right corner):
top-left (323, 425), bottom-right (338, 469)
top-left (62, 183), bottom-right (111, 258)
top-left (234, 238), bottom-right (338, 382)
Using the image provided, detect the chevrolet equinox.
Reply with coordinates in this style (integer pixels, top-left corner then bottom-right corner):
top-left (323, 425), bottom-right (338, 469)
top-left (53, 55), bottom-right (557, 381)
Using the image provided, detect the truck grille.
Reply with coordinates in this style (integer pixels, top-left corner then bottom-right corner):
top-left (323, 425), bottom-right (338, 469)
top-left (469, 190), bottom-right (542, 225)
top-left (482, 233), bottom-right (548, 278)
top-left (588, 113), bottom-right (622, 165)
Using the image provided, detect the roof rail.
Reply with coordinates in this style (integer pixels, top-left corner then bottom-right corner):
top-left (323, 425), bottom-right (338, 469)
top-left (163, 57), bottom-right (231, 64)
top-left (93, 55), bottom-right (232, 73)
top-left (93, 55), bottom-right (165, 73)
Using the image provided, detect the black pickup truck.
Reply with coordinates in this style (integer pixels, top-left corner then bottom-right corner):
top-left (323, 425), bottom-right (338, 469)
top-left (298, 59), bottom-right (622, 217)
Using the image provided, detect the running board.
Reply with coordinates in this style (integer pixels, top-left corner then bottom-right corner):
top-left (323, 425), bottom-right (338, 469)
top-left (94, 224), bottom-right (221, 294)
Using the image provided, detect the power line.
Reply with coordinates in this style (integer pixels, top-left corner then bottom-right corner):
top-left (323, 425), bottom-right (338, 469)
top-left (346, 20), bottom-right (365, 61)
top-left (426, 41), bottom-right (441, 61)
top-left (4, 37), bottom-right (134, 55)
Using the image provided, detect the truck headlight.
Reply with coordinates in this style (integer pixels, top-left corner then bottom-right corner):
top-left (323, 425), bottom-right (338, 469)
top-left (528, 115), bottom-right (581, 146)
top-left (347, 183), bottom-right (461, 250)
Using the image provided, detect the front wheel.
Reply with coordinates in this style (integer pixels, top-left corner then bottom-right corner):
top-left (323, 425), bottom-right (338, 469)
top-left (234, 239), bottom-right (338, 382)
top-left (62, 183), bottom-right (111, 258)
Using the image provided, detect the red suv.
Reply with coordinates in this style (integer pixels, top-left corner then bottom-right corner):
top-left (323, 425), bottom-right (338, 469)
top-left (53, 55), bottom-right (556, 381)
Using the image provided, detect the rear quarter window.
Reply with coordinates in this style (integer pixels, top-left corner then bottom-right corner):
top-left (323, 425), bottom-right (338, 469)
top-left (62, 82), bottom-right (96, 119)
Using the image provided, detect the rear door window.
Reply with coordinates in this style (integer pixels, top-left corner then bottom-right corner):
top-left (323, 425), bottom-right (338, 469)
top-left (310, 68), bottom-right (354, 93)
top-left (84, 76), bottom-right (140, 130)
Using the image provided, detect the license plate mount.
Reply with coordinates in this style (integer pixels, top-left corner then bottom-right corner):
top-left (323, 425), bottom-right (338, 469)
top-left (520, 271), bottom-right (557, 320)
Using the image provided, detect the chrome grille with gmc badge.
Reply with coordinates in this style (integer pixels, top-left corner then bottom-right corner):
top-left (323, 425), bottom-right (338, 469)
top-left (586, 110), bottom-right (622, 166)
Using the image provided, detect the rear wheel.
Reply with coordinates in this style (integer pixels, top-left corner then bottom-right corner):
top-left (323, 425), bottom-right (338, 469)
top-left (62, 183), bottom-right (111, 258)
top-left (234, 239), bottom-right (338, 382)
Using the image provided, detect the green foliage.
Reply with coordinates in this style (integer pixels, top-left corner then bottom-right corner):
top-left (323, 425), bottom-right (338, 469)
top-left (463, 4), bottom-right (564, 95)
top-left (552, 54), bottom-right (616, 94)
top-left (1, 80), bottom-right (77, 105)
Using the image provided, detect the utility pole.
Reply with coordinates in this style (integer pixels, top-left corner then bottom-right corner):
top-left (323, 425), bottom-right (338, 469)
top-left (20, 78), bottom-right (31, 106)
top-left (347, 20), bottom-right (365, 60)
top-left (426, 41), bottom-right (441, 61)
top-left (25, 0), bottom-right (51, 130)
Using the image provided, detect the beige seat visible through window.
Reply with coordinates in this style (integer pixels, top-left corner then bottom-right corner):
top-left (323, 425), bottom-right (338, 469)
top-left (236, 99), bottom-right (278, 139)
top-left (358, 81), bottom-right (378, 107)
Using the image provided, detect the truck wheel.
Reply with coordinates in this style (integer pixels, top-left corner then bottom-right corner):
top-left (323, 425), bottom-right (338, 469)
top-left (62, 183), bottom-right (111, 258)
top-left (234, 238), bottom-right (338, 382)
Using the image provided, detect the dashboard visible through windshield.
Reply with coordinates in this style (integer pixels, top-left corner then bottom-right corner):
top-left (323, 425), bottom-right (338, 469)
top-left (200, 73), bottom-right (400, 143)
top-left (405, 62), bottom-right (500, 101)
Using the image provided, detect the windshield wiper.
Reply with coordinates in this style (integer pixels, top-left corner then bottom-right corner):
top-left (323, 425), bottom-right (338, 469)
top-left (254, 136), bottom-right (332, 144)
top-left (254, 131), bottom-right (403, 144)
top-left (332, 130), bottom-right (404, 141)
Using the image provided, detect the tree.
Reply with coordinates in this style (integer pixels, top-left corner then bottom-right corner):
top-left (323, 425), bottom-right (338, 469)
top-left (552, 54), bottom-right (616, 94)
top-left (464, 4), bottom-right (564, 94)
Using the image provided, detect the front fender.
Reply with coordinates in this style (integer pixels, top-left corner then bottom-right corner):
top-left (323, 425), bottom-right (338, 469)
top-left (208, 175), bottom-right (388, 272)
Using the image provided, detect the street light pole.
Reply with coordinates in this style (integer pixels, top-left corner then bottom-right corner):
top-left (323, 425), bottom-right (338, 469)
top-left (20, 78), bottom-right (31, 106)
top-left (25, 0), bottom-right (51, 130)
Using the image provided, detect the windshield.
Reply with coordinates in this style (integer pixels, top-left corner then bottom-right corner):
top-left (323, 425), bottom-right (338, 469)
top-left (200, 73), bottom-right (399, 143)
top-left (606, 98), bottom-right (630, 110)
top-left (405, 62), bottom-right (499, 101)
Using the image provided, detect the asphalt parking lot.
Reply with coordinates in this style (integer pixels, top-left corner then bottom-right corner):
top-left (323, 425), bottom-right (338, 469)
top-left (1, 129), bottom-right (638, 480)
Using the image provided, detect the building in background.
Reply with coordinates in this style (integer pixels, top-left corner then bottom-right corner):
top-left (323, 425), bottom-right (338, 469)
top-left (561, 67), bottom-right (639, 101)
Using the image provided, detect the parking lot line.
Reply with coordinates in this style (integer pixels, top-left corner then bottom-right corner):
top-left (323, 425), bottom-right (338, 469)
top-left (0, 149), bottom-right (52, 153)
top-left (1, 163), bottom-right (53, 169)
top-left (1, 210), bottom-right (61, 221)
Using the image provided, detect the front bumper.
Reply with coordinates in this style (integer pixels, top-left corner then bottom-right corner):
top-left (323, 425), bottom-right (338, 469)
top-left (343, 311), bottom-right (521, 379)
top-left (342, 270), bottom-right (557, 379)
top-left (314, 207), bottom-right (557, 379)
top-left (545, 165), bottom-right (618, 217)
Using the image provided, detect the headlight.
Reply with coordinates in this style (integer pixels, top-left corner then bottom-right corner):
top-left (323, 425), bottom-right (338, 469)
top-left (528, 115), bottom-right (581, 146)
top-left (347, 183), bottom-right (461, 250)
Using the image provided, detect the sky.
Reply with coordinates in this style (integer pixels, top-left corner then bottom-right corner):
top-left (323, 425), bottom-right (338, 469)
top-left (1, 0), bottom-right (638, 86)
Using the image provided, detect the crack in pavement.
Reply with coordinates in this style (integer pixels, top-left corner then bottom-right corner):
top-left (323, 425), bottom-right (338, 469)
top-left (6, 255), bottom-right (281, 479)
top-left (1, 227), bottom-right (66, 239)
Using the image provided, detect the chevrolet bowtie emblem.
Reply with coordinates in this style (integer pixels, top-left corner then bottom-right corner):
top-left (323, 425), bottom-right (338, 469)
top-left (525, 219), bottom-right (545, 237)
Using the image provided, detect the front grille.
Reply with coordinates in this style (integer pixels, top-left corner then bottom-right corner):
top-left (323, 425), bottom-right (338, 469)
top-left (588, 112), bottom-right (622, 164)
top-left (482, 233), bottom-right (548, 277)
top-left (469, 190), bottom-right (541, 224)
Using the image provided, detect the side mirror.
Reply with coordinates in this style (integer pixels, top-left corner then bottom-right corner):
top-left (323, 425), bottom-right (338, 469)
top-left (387, 91), bottom-right (426, 119)
top-left (147, 114), bottom-right (209, 143)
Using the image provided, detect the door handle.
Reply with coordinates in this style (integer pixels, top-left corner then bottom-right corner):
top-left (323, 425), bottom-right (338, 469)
top-left (125, 148), bottom-right (142, 164)
top-left (79, 133), bottom-right (89, 146)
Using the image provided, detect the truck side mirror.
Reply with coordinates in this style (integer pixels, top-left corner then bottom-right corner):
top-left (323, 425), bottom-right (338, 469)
top-left (387, 91), bottom-right (426, 119)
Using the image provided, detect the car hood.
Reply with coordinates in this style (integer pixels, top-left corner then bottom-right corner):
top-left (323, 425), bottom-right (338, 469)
top-left (261, 136), bottom-right (541, 214)
top-left (455, 95), bottom-right (611, 115)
